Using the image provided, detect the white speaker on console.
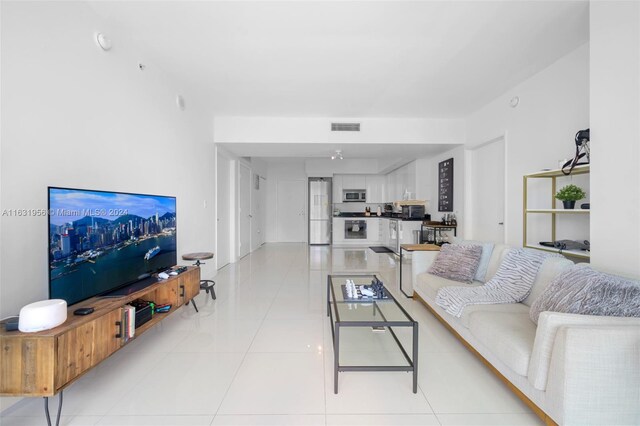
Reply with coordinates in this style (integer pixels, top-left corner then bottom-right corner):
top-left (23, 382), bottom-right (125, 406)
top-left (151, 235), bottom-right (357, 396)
top-left (18, 299), bottom-right (67, 332)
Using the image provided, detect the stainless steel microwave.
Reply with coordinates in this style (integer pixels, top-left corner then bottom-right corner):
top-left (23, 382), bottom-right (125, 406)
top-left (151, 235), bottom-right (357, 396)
top-left (342, 190), bottom-right (366, 202)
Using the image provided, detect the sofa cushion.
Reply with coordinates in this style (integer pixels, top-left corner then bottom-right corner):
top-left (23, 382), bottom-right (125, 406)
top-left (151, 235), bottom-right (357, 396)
top-left (459, 302), bottom-right (531, 329)
top-left (528, 311), bottom-right (640, 391)
top-left (484, 244), bottom-right (509, 281)
top-left (415, 272), bottom-right (483, 301)
top-left (521, 256), bottom-right (574, 307)
top-left (530, 264), bottom-right (640, 323)
top-left (428, 244), bottom-right (483, 283)
top-left (469, 312), bottom-right (537, 376)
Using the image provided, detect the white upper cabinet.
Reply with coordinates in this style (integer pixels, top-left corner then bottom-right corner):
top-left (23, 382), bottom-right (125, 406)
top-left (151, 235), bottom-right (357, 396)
top-left (365, 175), bottom-right (386, 203)
top-left (385, 161), bottom-right (417, 201)
top-left (342, 175), bottom-right (366, 190)
top-left (386, 172), bottom-right (397, 201)
top-left (332, 175), bottom-right (343, 202)
top-left (333, 174), bottom-right (389, 204)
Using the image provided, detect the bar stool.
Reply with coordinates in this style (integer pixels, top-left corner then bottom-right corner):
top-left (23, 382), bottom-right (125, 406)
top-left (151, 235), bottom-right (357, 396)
top-left (181, 252), bottom-right (216, 312)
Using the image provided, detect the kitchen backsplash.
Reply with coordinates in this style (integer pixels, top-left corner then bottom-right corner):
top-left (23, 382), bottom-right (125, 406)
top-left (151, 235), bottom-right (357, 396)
top-left (333, 202), bottom-right (385, 213)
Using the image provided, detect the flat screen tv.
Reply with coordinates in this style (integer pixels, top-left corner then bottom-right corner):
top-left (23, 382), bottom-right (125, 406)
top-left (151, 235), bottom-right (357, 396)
top-left (48, 187), bottom-right (177, 306)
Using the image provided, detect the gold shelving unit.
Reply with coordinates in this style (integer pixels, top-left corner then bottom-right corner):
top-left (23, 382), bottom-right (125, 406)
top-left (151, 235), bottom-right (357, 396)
top-left (523, 165), bottom-right (590, 260)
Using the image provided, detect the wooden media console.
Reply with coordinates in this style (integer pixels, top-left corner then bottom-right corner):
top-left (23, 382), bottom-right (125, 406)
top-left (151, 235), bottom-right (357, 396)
top-left (0, 266), bottom-right (200, 398)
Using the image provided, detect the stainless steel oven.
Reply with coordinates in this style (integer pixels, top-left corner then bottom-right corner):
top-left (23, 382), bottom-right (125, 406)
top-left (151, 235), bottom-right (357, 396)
top-left (345, 220), bottom-right (367, 239)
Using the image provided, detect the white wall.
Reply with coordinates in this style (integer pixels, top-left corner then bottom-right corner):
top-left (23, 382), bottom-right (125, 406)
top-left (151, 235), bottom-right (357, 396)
top-left (214, 117), bottom-right (465, 144)
top-left (264, 160), bottom-right (307, 242)
top-left (250, 158), bottom-right (268, 250)
top-left (590, 2), bottom-right (640, 279)
top-left (304, 158), bottom-right (380, 176)
top-left (0, 2), bottom-right (216, 316)
top-left (465, 43), bottom-right (590, 246)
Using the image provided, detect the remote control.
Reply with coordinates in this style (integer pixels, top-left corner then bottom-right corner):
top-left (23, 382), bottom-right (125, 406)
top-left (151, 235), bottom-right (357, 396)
top-left (74, 307), bottom-right (94, 316)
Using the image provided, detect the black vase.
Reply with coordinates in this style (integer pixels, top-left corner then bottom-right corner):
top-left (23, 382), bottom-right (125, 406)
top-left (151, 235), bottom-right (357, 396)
top-left (562, 200), bottom-right (576, 209)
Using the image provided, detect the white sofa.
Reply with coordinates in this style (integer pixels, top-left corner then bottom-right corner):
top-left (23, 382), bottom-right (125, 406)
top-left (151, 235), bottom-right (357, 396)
top-left (413, 243), bottom-right (640, 426)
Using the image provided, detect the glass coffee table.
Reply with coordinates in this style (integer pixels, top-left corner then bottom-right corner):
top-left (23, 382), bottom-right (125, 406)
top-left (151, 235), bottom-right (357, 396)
top-left (327, 274), bottom-right (419, 393)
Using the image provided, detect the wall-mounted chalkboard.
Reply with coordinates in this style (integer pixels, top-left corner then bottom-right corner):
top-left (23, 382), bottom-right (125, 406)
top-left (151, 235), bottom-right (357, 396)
top-left (438, 158), bottom-right (454, 212)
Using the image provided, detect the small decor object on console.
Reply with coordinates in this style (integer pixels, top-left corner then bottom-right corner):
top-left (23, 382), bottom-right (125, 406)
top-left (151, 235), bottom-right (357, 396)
top-left (18, 299), bottom-right (67, 332)
top-left (155, 304), bottom-right (172, 313)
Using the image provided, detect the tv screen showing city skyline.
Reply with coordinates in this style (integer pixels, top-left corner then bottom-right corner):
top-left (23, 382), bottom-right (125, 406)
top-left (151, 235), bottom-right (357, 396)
top-left (48, 187), bottom-right (177, 305)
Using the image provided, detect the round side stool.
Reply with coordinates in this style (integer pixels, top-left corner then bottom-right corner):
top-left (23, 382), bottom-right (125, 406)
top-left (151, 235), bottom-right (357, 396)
top-left (182, 252), bottom-right (217, 312)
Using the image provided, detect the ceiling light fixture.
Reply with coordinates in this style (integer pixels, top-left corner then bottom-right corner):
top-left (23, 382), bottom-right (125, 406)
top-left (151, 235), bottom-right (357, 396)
top-left (331, 150), bottom-right (343, 160)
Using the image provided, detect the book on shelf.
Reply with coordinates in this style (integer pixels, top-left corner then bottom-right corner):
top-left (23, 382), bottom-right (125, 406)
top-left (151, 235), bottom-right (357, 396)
top-left (123, 305), bottom-right (136, 340)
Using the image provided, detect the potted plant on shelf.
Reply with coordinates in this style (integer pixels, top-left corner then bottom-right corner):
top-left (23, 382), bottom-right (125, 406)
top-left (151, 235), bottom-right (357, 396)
top-left (555, 184), bottom-right (586, 209)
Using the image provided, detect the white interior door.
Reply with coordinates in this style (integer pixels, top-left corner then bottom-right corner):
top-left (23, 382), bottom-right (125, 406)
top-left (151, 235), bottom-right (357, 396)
top-left (470, 138), bottom-right (506, 243)
top-left (239, 163), bottom-right (251, 258)
top-left (216, 151), bottom-right (231, 269)
top-left (277, 180), bottom-right (306, 242)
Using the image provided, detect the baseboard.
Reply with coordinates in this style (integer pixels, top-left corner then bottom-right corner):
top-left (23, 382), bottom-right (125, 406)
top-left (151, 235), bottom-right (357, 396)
top-left (412, 291), bottom-right (559, 426)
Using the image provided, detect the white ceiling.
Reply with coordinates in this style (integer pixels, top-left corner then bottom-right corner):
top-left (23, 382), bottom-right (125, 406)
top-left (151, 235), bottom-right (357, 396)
top-left (218, 142), bottom-right (458, 159)
top-left (90, 1), bottom-right (589, 118)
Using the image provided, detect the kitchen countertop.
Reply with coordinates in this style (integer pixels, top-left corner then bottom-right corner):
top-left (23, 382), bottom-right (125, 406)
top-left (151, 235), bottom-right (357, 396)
top-left (333, 213), bottom-right (431, 221)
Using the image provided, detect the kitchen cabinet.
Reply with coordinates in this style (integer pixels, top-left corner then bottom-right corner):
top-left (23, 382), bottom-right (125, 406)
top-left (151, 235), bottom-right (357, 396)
top-left (386, 172), bottom-right (397, 202)
top-left (366, 218), bottom-right (380, 243)
top-left (366, 175), bottom-right (386, 203)
top-left (332, 217), bottom-right (386, 245)
top-left (385, 162), bottom-right (417, 202)
top-left (400, 221), bottom-right (422, 245)
top-left (332, 175), bottom-right (343, 202)
top-left (381, 218), bottom-right (390, 247)
top-left (332, 218), bottom-right (345, 243)
top-left (342, 175), bottom-right (366, 190)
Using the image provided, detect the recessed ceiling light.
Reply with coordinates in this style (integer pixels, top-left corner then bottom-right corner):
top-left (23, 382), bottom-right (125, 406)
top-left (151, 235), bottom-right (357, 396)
top-left (96, 33), bottom-right (112, 51)
top-left (331, 150), bottom-right (343, 160)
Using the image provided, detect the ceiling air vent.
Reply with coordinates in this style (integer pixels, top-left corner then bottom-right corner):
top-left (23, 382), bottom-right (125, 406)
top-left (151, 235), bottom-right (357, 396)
top-left (331, 122), bottom-right (360, 132)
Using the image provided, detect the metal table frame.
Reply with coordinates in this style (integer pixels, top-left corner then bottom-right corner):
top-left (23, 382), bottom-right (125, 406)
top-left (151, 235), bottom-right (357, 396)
top-left (327, 274), bottom-right (419, 394)
top-left (419, 223), bottom-right (457, 244)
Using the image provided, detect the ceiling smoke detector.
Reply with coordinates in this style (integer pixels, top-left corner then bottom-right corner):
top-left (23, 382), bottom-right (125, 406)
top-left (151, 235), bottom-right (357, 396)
top-left (96, 33), bottom-right (112, 51)
top-left (331, 150), bottom-right (344, 160)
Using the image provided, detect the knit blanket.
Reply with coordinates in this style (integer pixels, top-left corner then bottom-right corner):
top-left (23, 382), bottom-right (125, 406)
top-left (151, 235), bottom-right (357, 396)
top-left (435, 248), bottom-right (559, 317)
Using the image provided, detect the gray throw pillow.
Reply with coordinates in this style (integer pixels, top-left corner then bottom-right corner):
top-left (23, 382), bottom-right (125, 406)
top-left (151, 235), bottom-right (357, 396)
top-left (428, 243), bottom-right (483, 284)
top-left (456, 240), bottom-right (495, 282)
top-left (530, 264), bottom-right (640, 324)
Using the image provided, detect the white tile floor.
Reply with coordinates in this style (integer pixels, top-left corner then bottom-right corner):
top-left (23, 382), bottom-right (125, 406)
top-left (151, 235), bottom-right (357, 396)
top-left (0, 243), bottom-right (542, 426)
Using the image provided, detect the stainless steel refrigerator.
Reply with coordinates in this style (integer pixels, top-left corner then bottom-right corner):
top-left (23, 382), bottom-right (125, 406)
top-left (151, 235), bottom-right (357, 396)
top-left (308, 178), bottom-right (332, 245)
